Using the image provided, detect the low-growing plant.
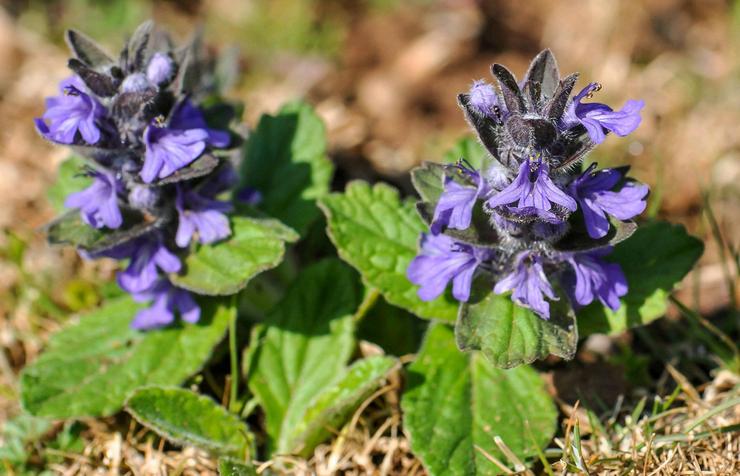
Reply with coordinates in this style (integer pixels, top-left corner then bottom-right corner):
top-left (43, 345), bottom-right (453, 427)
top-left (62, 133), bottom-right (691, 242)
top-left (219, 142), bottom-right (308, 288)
top-left (17, 22), bottom-right (704, 475)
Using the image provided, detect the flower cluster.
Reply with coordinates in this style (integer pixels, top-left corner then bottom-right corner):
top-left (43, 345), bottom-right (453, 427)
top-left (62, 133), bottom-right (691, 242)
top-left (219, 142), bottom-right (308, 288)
top-left (38, 23), bottom-right (241, 329)
top-left (408, 50), bottom-right (648, 319)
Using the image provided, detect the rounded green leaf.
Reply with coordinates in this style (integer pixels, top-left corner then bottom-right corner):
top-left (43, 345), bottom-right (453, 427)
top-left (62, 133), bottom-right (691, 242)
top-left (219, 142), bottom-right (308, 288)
top-left (171, 217), bottom-right (298, 295)
top-left (20, 297), bottom-right (232, 418)
top-left (402, 324), bottom-right (557, 475)
top-left (241, 101), bottom-right (334, 235)
top-left (578, 221), bottom-right (704, 336)
top-left (456, 291), bottom-right (578, 368)
top-left (46, 209), bottom-right (162, 254)
top-left (410, 161), bottom-right (446, 204)
top-left (47, 156), bottom-right (92, 213)
top-left (126, 386), bottom-right (252, 458)
top-left (218, 458), bottom-right (258, 476)
top-left (319, 181), bottom-right (458, 322)
top-left (245, 259), bottom-right (362, 454)
top-left (287, 355), bottom-right (397, 456)
top-left (442, 136), bottom-right (489, 168)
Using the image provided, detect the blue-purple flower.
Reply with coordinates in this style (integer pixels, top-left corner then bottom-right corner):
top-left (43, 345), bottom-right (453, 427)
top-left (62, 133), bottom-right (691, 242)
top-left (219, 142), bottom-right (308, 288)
top-left (406, 50), bottom-right (650, 343)
top-left (487, 156), bottom-right (577, 219)
top-left (493, 252), bottom-right (556, 319)
top-left (40, 22), bottom-right (241, 331)
top-left (407, 233), bottom-right (493, 302)
top-left (565, 82), bottom-right (644, 144)
top-left (169, 100), bottom-right (231, 149)
top-left (141, 122), bottom-right (209, 183)
top-left (64, 169), bottom-right (122, 229)
top-left (102, 235), bottom-right (182, 294)
top-left (131, 279), bottom-right (200, 329)
top-left (562, 248), bottom-right (627, 310)
top-left (432, 164), bottom-right (487, 233)
top-left (35, 76), bottom-right (105, 145)
top-left (141, 101), bottom-right (229, 183)
top-left (570, 164), bottom-right (649, 238)
top-left (175, 186), bottom-right (232, 248)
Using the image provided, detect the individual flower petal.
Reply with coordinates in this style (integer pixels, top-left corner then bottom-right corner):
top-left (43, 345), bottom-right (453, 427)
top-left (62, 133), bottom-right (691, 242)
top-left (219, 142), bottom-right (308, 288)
top-left (566, 83), bottom-right (644, 144)
top-left (570, 164), bottom-right (649, 239)
top-left (34, 76), bottom-right (105, 145)
top-left (131, 279), bottom-right (201, 329)
top-left (487, 157), bottom-right (577, 217)
top-left (64, 169), bottom-right (122, 229)
top-left (493, 252), bottom-right (556, 319)
top-left (407, 233), bottom-right (493, 302)
top-left (175, 186), bottom-right (232, 248)
top-left (562, 248), bottom-right (627, 310)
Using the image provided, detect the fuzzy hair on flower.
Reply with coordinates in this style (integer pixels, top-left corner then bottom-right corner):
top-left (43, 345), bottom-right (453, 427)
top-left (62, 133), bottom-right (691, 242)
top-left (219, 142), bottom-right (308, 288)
top-left (408, 49), bottom-right (647, 323)
top-left (39, 22), bottom-right (242, 329)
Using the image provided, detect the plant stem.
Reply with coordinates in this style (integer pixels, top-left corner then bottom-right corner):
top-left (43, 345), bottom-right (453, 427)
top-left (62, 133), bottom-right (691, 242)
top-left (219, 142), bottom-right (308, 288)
top-left (354, 287), bottom-right (380, 323)
top-left (228, 296), bottom-right (239, 413)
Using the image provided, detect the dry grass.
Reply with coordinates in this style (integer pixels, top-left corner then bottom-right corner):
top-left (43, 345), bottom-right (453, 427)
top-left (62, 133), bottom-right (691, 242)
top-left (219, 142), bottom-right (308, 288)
top-left (550, 368), bottom-right (740, 476)
top-left (27, 363), bottom-right (737, 475)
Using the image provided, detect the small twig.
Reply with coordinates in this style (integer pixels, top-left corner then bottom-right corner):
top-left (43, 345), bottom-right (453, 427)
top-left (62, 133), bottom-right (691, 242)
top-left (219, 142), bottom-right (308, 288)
top-left (474, 444), bottom-right (514, 474)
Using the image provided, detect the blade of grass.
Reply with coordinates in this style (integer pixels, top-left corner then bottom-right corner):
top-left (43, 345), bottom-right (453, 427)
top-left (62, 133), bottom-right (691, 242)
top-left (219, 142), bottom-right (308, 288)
top-left (684, 396), bottom-right (740, 432)
top-left (702, 191), bottom-right (737, 311)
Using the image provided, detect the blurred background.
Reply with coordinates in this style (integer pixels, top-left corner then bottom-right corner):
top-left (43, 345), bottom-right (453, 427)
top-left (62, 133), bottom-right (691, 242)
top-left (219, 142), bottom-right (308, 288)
top-left (0, 0), bottom-right (737, 428)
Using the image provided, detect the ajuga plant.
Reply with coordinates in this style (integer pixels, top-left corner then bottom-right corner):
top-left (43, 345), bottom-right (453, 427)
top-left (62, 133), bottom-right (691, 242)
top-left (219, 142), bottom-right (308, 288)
top-left (22, 20), bottom-right (407, 470)
top-left (35, 21), bottom-right (243, 329)
top-left (408, 49), bottom-right (647, 321)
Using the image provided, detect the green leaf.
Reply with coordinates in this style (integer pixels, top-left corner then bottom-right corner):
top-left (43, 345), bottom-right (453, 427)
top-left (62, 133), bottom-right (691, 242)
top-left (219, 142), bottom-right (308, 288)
top-left (20, 297), bottom-right (231, 418)
top-left (126, 386), bottom-right (252, 458)
top-left (245, 259), bottom-right (362, 454)
top-left (554, 219), bottom-right (637, 252)
top-left (456, 292), bottom-right (578, 368)
top-left (416, 201), bottom-right (500, 249)
top-left (411, 138), bottom-right (501, 249)
top-left (241, 101), bottom-right (334, 235)
top-left (319, 181), bottom-right (458, 322)
top-left (45, 210), bottom-right (106, 248)
top-left (45, 209), bottom-right (161, 254)
top-left (171, 217), bottom-right (298, 295)
top-left (218, 458), bottom-right (258, 476)
top-left (358, 297), bottom-right (427, 356)
top-left (402, 324), bottom-right (557, 475)
top-left (286, 355), bottom-right (397, 456)
top-left (47, 156), bottom-right (92, 213)
top-left (442, 136), bottom-right (489, 168)
top-left (410, 161), bottom-right (446, 204)
top-left (410, 136), bottom-right (489, 208)
top-left (578, 221), bottom-right (704, 336)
